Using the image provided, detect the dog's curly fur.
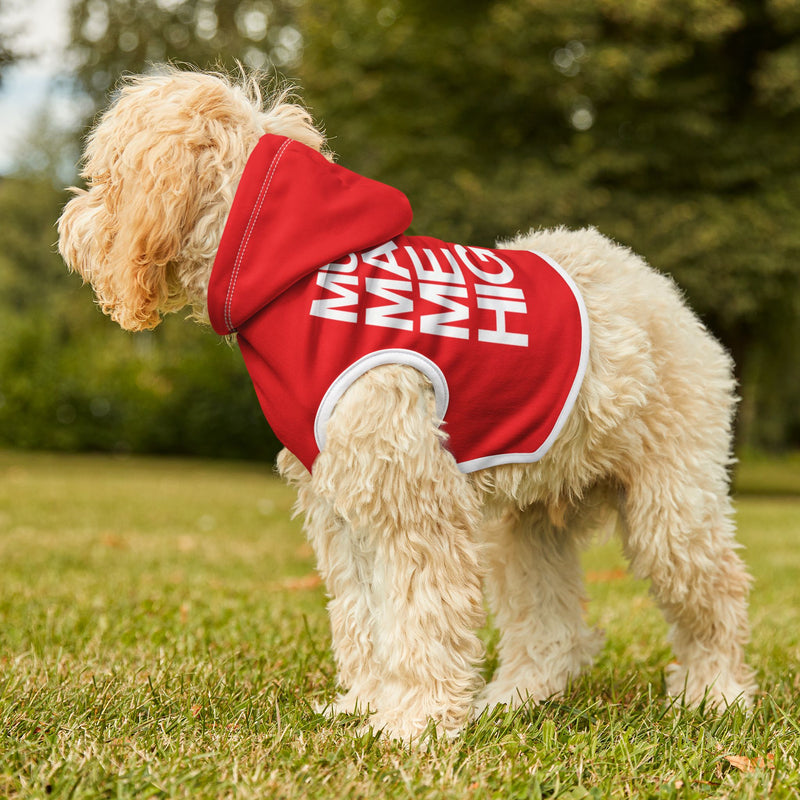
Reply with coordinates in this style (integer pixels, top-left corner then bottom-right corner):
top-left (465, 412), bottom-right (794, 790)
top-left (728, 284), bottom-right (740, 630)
top-left (58, 68), bottom-right (756, 742)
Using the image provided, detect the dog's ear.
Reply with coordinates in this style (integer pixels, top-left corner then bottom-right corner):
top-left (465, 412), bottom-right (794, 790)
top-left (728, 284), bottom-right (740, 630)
top-left (58, 129), bottom-right (212, 331)
top-left (58, 70), bottom-right (328, 331)
top-left (70, 125), bottom-right (219, 331)
top-left (58, 71), bottom-right (263, 331)
top-left (58, 185), bottom-right (107, 299)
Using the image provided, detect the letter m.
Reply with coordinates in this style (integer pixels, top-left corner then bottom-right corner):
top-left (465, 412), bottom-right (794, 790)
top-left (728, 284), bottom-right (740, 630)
top-left (310, 272), bottom-right (359, 323)
top-left (419, 284), bottom-right (469, 339)
top-left (364, 278), bottom-right (413, 330)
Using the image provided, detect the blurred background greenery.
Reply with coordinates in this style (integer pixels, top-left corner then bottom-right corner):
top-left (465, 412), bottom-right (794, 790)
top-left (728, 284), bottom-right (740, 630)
top-left (0, 0), bottom-right (799, 460)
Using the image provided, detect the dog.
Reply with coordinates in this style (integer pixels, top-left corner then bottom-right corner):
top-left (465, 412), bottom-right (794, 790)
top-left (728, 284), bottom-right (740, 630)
top-left (58, 68), bottom-right (755, 741)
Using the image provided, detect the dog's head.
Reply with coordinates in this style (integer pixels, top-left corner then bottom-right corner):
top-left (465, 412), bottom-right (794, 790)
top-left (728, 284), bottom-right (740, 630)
top-left (58, 67), bottom-right (325, 330)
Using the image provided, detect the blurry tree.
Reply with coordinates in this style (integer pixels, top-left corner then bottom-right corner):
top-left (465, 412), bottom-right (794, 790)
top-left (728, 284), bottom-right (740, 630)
top-left (0, 41), bottom-right (13, 85)
top-left (4, 0), bottom-right (307, 460)
top-left (297, 0), bottom-right (800, 448)
top-left (6, 0), bottom-right (796, 454)
top-left (0, 0), bottom-right (20, 84)
top-left (0, 174), bottom-right (281, 458)
top-left (0, 174), bottom-right (68, 313)
top-left (68, 0), bottom-right (304, 105)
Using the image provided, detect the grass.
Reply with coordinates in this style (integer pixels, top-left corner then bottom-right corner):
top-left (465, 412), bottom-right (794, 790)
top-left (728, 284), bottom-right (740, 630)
top-left (1, 450), bottom-right (799, 799)
top-left (733, 451), bottom-right (800, 497)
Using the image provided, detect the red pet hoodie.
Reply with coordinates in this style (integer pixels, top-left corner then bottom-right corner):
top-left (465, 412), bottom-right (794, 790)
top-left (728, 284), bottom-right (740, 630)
top-left (207, 135), bottom-right (589, 473)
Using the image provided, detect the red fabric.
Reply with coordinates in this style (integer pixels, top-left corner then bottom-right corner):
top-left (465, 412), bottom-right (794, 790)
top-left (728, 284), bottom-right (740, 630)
top-left (208, 135), bottom-right (412, 333)
top-left (208, 135), bottom-right (588, 473)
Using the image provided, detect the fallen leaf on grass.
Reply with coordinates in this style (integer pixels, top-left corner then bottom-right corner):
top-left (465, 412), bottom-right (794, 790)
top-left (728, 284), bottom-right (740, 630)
top-left (100, 532), bottom-right (128, 549)
top-left (725, 754), bottom-right (775, 772)
top-left (295, 542), bottom-right (314, 559)
top-left (276, 573), bottom-right (323, 591)
top-left (585, 569), bottom-right (628, 583)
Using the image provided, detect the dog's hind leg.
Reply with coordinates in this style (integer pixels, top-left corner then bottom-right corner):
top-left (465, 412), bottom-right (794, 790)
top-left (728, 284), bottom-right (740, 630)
top-left (619, 457), bottom-right (755, 708)
top-left (478, 502), bottom-right (604, 713)
top-left (308, 365), bottom-right (486, 741)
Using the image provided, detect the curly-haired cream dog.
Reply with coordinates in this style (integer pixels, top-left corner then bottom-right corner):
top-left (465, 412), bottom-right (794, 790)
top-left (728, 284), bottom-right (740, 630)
top-left (58, 68), bottom-right (755, 741)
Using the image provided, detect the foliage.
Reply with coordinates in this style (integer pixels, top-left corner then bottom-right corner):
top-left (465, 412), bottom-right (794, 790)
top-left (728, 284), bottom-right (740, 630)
top-left (1, 0), bottom-right (798, 454)
top-left (0, 450), bottom-right (799, 798)
top-left (68, 0), bottom-right (303, 105)
top-left (0, 42), bottom-right (13, 86)
top-left (734, 449), bottom-right (800, 495)
top-left (0, 175), bottom-right (67, 313)
top-left (0, 0), bottom-right (20, 86)
top-left (0, 313), bottom-right (281, 459)
top-left (296, 0), bottom-right (800, 447)
top-left (0, 175), bottom-right (280, 460)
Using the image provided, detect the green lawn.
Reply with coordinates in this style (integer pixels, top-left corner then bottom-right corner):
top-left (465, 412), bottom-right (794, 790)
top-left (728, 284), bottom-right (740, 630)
top-left (1, 450), bottom-right (798, 799)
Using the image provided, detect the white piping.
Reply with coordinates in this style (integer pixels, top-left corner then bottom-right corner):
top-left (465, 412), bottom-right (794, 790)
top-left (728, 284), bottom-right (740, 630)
top-left (314, 349), bottom-right (450, 453)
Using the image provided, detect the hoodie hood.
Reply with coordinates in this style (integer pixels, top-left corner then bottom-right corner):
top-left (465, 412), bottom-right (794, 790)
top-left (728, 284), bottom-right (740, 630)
top-left (208, 135), bottom-right (413, 335)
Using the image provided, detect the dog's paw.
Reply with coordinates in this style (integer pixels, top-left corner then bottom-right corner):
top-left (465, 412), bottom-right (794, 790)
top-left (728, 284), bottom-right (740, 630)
top-left (665, 662), bottom-right (756, 710)
top-left (360, 711), bottom-right (463, 745)
top-left (315, 690), bottom-right (370, 718)
top-left (475, 682), bottom-right (554, 717)
top-left (477, 627), bottom-right (604, 717)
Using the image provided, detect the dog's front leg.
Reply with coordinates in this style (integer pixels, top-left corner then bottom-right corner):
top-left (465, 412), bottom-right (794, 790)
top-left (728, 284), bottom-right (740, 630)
top-left (309, 365), bottom-right (486, 742)
top-left (278, 448), bottom-right (382, 714)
